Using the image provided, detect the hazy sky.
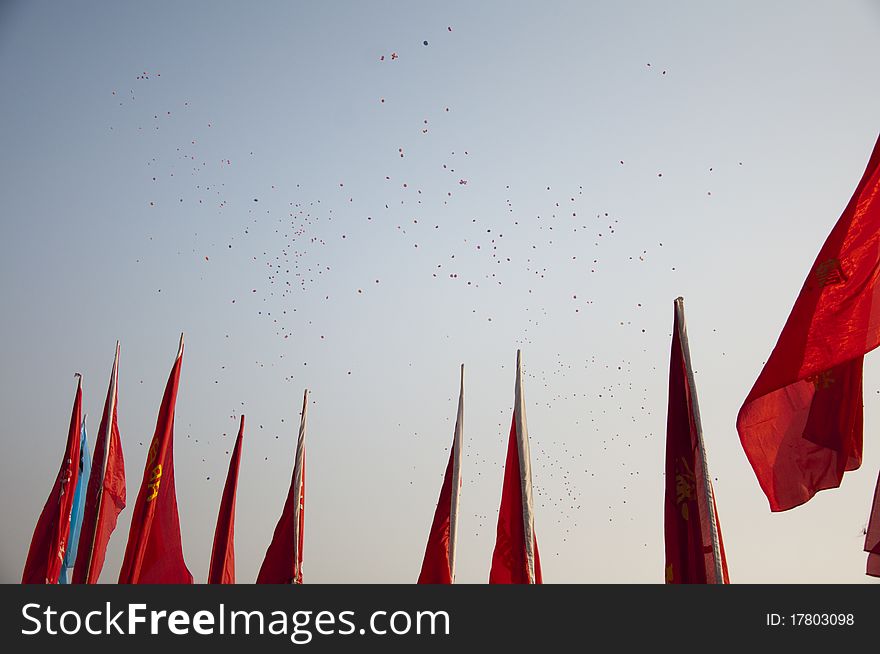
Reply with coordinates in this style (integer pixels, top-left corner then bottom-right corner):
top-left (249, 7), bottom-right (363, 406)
top-left (2, 0), bottom-right (880, 583)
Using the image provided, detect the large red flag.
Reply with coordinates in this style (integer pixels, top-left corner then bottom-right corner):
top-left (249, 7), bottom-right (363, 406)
top-left (490, 350), bottom-right (542, 584)
top-left (664, 298), bottom-right (729, 584)
top-left (72, 342), bottom-right (126, 584)
top-left (22, 376), bottom-right (83, 584)
top-left (257, 389), bottom-right (308, 584)
top-left (208, 415), bottom-right (244, 584)
top-left (418, 364), bottom-right (464, 584)
top-left (118, 335), bottom-right (192, 584)
top-left (737, 135), bottom-right (880, 514)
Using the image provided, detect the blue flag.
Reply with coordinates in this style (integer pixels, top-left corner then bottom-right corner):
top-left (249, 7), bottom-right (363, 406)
top-left (59, 417), bottom-right (91, 584)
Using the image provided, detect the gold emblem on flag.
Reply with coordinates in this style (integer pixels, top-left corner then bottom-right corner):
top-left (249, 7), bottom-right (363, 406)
top-left (675, 457), bottom-right (696, 521)
top-left (814, 258), bottom-right (846, 287)
top-left (145, 440), bottom-right (163, 502)
top-left (805, 370), bottom-right (835, 389)
top-left (146, 464), bottom-right (163, 502)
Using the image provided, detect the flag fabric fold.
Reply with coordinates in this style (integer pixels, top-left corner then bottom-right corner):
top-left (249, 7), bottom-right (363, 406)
top-left (73, 342), bottom-right (126, 584)
top-left (737, 134), bottom-right (880, 514)
top-left (418, 364), bottom-right (464, 584)
top-left (490, 350), bottom-right (542, 584)
top-left (118, 335), bottom-right (192, 584)
top-left (257, 389), bottom-right (308, 584)
top-left (208, 415), bottom-right (245, 584)
top-left (664, 297), bottom-right (729, 584)
top-left (22, 375), bottom-right (83, 584)
top-left (59, 416), bottom-right (90, 584)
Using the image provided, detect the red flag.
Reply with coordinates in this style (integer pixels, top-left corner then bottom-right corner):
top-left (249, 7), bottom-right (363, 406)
top-left (22, 376), bottom-right (83, 584)
top-left (490, 350), bottom-right (542, 584)
top-left (118, 335), bottom-right (192, 584)
top-left (664, 298), bottom-right (729, 584)
top-left (737, 135), bottom-right (880, 514)
top-left (866, 471), bottom-right (880, 577)
top-left (418, 364), bottom-right (464, 584)
top-left (257, 389), bottom-right (308, 584)
top-left (72, 342), bottom-right (126, 584)
top-left (208, 415), bottom-right (244, 584)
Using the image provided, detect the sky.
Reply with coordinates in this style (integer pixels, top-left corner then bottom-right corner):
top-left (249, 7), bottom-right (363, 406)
top-left (1, 0), bottom-right (880, 584)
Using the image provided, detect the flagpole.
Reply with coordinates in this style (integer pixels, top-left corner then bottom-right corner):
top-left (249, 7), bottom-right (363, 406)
top-left (291, 388), bottom-right (308, 584)
top-left (514, 350), bottom-right (537, 584)
top-left (57, 374), bottom-right (83, 582)
top-left (448, 364), bottom-right (464, 582)
top-left (674, 297), bottom-right (724, 583)
top-left (62, 413), bottom-right (88, 584)
top-left (83, 342), bottom-right (119, 584)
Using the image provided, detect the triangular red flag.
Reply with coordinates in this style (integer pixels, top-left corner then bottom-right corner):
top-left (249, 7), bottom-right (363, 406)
top-left (866, 471), bottom-right (880, 577)
top-left (490, 350), bottom-right (542, 584)
top-left (72, 342), bottom-right (126, 584)
top-left (664, 298), bottom-right (729, 583)
top-left (208, 415), bottom-right (244, 584)
top-left (257, 389), bottom-right (308, 584)
top-left (22, 376), bottom-right (83, 584)
top-left (418, 365), bottom-right (464, 584)
top-left (118, 335), bottom-right (192, 584)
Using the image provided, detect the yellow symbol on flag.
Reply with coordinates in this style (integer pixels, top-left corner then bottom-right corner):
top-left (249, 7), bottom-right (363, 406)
top-left (806, 370), bottom-right (835, 389)
top-left (665, 564), bottom-right (674, 583)
top-left (145, 439), bottom-right (163, 502)
top-left (146, 464), bottom-right (163, 502)
top-left (675, 457), bottom-right (696, 521)
top-left (815, 258), bottom-right (846, 287)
